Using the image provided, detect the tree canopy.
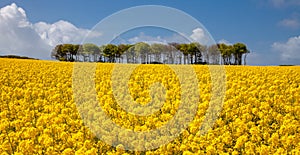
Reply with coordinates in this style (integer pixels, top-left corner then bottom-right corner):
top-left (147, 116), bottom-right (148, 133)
top-left (51, 42), bottom-right (250, 65)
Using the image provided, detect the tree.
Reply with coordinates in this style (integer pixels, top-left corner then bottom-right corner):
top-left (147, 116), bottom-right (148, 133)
top-left (150, 43), bottom-right (165, 63)
top-left (51, 44), bottom-right (79, 61)
top-left (76, 45), bottom-right (84, 61)
top-left (72, 44), bottom-right (80, 61)
top-left (177, 43), bottom-right (189, 64)
top-left (99, 45), bottom-right (106, 62)
top-left (50, 41), bottom-right (250, 64)
top-left (169, 42), bottom-right (183, 64)
top-left (51, 44), bottom-right (64, 61)
top-left (60, 44), bottom-right (71, 61)
top-left (135, 42), bottom-right (151, 63)
top-left (165, 44), bottom-right (177, 64)
top-left (103, 44), bottom-right (118, 63)
top-left (125, 46), bottom-right (135, 63)
top-left (117, 44), bottom-right (132, 63)
top-left (188, 42), bottom-right (204, 64)
top-left (243, 49), bottom-right (250, 65)
top-left (218, 43), bottom-right (234, 65)
top-left (217, 43), bottom-right (250, 65)
top-left (208, 44), bottom-right (221, 64)
top-left (233, 43), bottom-right (248, 65)
top-left (160, 44), bottom-right (171, 63)
top-left (83, 43), bottom-right (101, 62)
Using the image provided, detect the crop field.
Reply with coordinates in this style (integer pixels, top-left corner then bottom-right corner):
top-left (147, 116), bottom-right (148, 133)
top-left (0, 58), bottom-right (299, 154)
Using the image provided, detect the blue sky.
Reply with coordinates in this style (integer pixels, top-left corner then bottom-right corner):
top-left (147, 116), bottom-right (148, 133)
top-left (0, 0), bottom-right (299, 65)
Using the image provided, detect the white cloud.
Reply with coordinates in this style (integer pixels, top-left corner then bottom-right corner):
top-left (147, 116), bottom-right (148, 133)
top-left (190, 28), bottom-right (209, 44)
top-left (279, 18), bottom-right (300, 29)
top-left (269, 0), bottom-right (300, 7)
top-left (270, 0), bottom-right (286, 7)
top-left (113, 32), bottom-right (189, 45)
top-left (218, 39), bottom-right (232, 45)
top-left (127, 32), bottom-right (168, 44)
top-left (247, 52), bottom-right (263, 65)
top-left (246, 51), bottom-right (278, 66)
top-left (272, 36), bottom-right (300, 64)
top-left (115, 28), bottom-right (211, 46)
top-left (278, 14), bottom-right (300, 29)
top-left (0, 3), bottom-right (49, 58)
top-left (0, 3), bottom-right (101, 59)
top-left (33, 20), bottom-right (94, 47)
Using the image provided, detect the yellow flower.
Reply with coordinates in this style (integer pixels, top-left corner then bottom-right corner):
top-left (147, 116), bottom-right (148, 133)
top-left (0, 59), bottom-right (300, 154)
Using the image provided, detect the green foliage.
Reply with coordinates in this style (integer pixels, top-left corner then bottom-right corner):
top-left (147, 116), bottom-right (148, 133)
top-left (50, 42), bottom-right (249, 65)
top-left (103, 44), bottom-right (118, 63)
top-left (51, 44), bottom-right (80, 62)
top-left (217, 43), bottom-right (249, 65)
top-left (233, 43), bottom-right (248, 65)
top-left (0, 55), bottom-right (38, 60)
top-left (150, 43), bottom-right (164, 62)
top-left (83, 43), bottom-right (100, 55)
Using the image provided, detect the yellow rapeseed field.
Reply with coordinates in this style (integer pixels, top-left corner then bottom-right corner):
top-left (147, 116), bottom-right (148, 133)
top-left (0, 58), bottom-right (299, 154)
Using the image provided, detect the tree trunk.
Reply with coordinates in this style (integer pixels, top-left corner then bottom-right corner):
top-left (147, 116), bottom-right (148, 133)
top-left (244, 53), bottom-right (248, 65)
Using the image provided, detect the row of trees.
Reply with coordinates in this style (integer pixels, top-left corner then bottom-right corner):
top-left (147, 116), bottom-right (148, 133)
top-left (51, 42), bottom-right (249, 65)
top-left (217, 43), bottom-right (250, 65)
